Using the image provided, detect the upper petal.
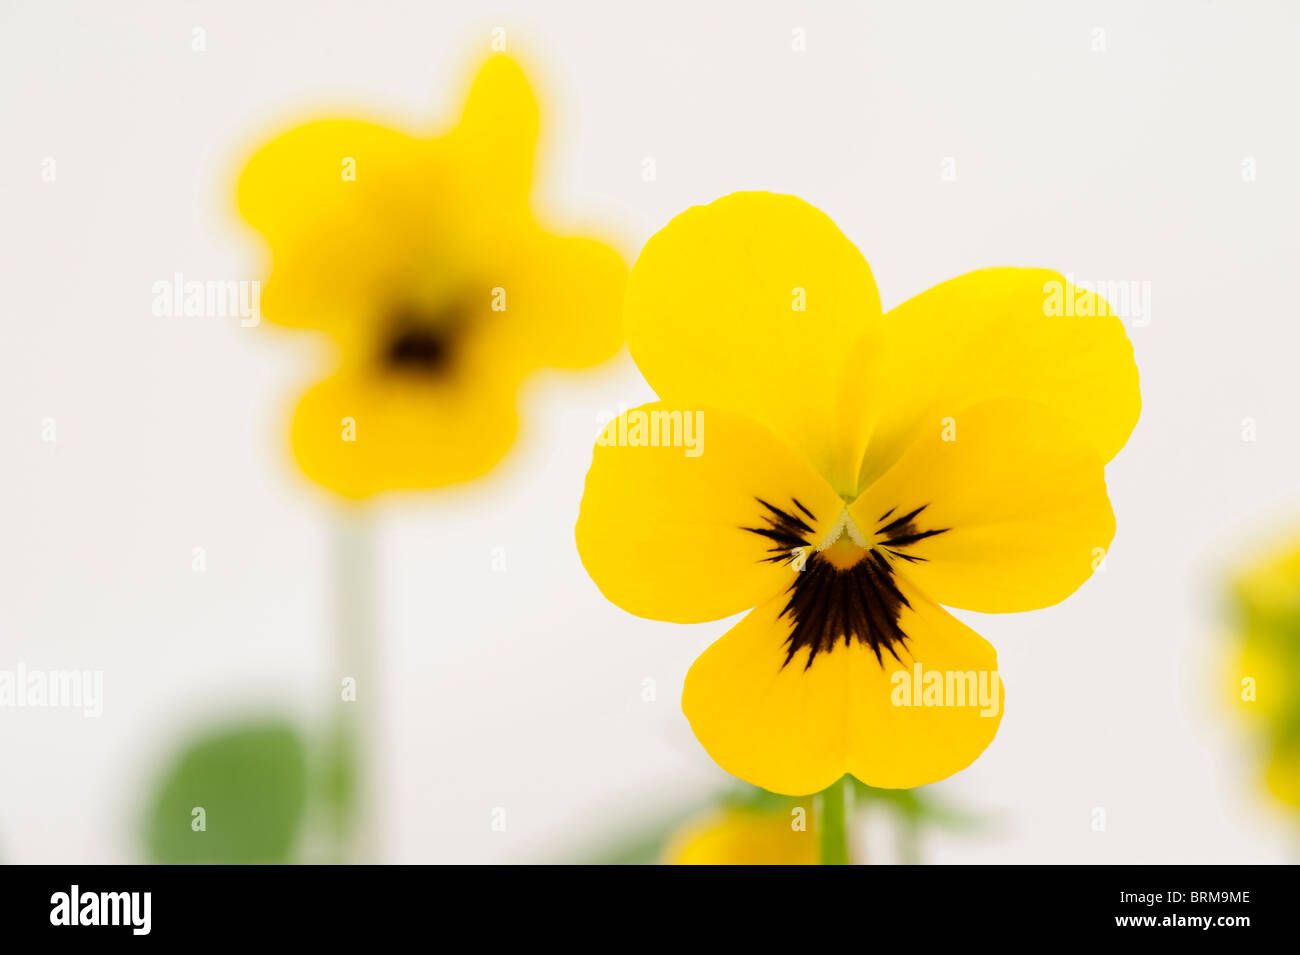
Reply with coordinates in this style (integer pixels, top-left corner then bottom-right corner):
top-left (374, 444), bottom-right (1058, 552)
top-left (575, 401), bottom-right (845, 624)
top-left (447, 53), bottom-right (539, 205)
top-left (682, 584), bottom-right (1003, 795)
top-left (858, 268), bottom-right (1140, 490)
top-left (237, 55), bottom-right (542, 335)
top-left (238, 119), bottom-right (436, 332)
top-left (849, 398), bottom-right (1115, 614)
top-left (624, 193), bottom-right (883, 496)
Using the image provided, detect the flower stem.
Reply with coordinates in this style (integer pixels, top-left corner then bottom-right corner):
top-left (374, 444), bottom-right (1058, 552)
top-left (899, 811), bottom-right (921, 865)
top-left (818, 776), bottom-right (853, 865)
top-left (333, 503), bottom-right (380, 863)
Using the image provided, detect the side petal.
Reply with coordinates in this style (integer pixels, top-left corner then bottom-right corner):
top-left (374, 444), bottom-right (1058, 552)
top-left (683, 587), bottom-right (1003, 795)
top-left (575, 402), bottom-right (845, 624)
top-left (849, 398), bottom-right (1115, 614)
top-left (859, 268), bottom-right (1140, 489)
top-left (478, 230), bottom-right (628, 374)
top-left (624, 192), bottom-right (882, 496)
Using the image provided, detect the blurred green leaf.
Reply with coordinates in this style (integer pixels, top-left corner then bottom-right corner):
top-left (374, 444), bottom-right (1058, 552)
top-left (144, 720), bottom-right (308, 864)
top-left (569, 778), bottom-right (994, 865)
top-left (579, 821), bottom-right (683, 865)
top-left (853, 779), bottom-right (991, 833)
top-left (725, 779), bottom-right (990, 834)
top-left (571, 796), bottom-right (719, 865)
top-left (722, 783), bottom-right (796, 813)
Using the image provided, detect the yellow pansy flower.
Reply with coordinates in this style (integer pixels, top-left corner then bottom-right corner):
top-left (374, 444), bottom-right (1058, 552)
top-left (238, 55), bottom-right (627, 497)
top-left (663, 807), bottom-right (821, 865)
top-left (1228, 535), bottom-right (1300, 808)
top-left (577, 192), bottom-right (1140, 795)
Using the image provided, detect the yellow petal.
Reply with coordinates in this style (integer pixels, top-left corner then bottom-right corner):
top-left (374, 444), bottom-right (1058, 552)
top-left (664, 808), bottom-right (819, 865)
top-left (1228, 642), bottom-right (1291, 724)
top-left (237, 55), bottom-right (542, 336)
top-left (447, 53), bottom-right (539, 205)
top-left (290, 362), bottom-right (519, 499)
top-left (575, 402), bottom-right (845, 624)
top-left (623, 193), bottom-right (882, 496)
top-left (238, 119), bottom-right (438, 333)
top-left (238, 119), bottom-right (417, 245)
top-left (849, 398), bottom-right (1115, 614)
top-left (478, 230), bottom-right (628, 375)
top-left (1265, 741), bottom-right (1300, 808)
top-left (240, 54), bottom-right (627, 498)
top-left (682, 587), bottom-right (1003, 795)
top-left (1233, 534), bottom-right (1300, 627)
top-left (858, 268), bottom-right (1140, 490)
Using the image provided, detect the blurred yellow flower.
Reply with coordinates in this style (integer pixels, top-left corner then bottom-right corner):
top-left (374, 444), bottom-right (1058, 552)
top-left (577, 192), bottom-right (1140, 795)
top-left (663, 807), bottom-right (820, 865)
top-left (238, 55), bottom-right (627, 497)
top-left (1229, 642), bottom-right (1293, 725)
top-left (1229, 535), bottom-right (1300, 808)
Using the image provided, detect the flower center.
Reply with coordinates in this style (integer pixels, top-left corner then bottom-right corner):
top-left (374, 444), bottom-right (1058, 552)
top-left (743, 499), bottom-right (948, 669)
top-left (381, 303), bottom-right (465, 374)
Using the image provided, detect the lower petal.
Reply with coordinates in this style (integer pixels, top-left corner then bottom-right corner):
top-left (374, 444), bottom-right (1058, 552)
top-left (682, 585), bottom-right (1003, 795)
top-left (290, 367), bottom-right (519, 498)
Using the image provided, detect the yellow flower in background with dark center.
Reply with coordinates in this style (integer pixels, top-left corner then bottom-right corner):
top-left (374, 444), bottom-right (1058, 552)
top-left (238, 55), bottom-right (627, 497)
top-left (576, 192), bottom-right (1140, 795)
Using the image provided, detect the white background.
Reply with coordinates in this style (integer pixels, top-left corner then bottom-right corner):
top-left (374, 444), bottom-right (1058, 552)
top-left (3, 0), bottom-right (1298, 863)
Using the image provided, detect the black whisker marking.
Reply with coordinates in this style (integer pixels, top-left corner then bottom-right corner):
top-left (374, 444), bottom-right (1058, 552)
top-left (878, 505), bottom-right (927, 539)
top-left (741, 496), bottom-right (949, 670)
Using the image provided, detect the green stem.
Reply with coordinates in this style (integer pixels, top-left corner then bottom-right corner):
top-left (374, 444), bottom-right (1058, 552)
top-left (898, 810), bottom-right (921, 866)
top-left (818, 776), bottom-right (853, 865)
top-left (333, 503), bottom-right (379, 863)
